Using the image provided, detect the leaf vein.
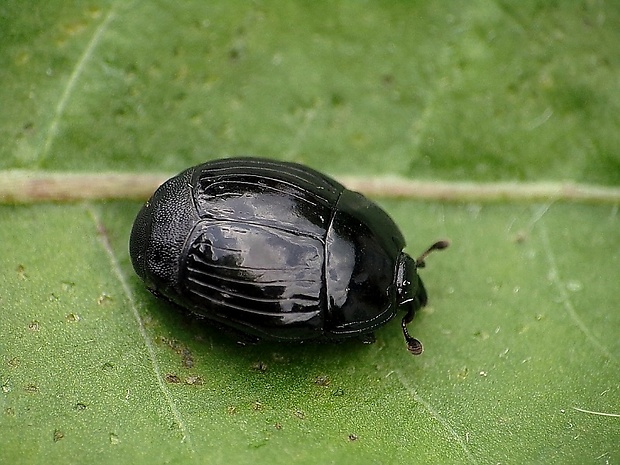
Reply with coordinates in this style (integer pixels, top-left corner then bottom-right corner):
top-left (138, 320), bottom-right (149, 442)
top-left (38, 7), bottom-right (117, 164)
top-left (538, 220), bottom-right (614, 360)
top-left (395, 370), bottom-right (478, 465)
top-left (87, 205), bottom-right (194, 449)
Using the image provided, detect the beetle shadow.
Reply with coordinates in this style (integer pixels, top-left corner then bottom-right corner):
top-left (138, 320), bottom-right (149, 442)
top-left (137, 285), bottom-right (379, 374)
top-left (185, 307), bottom-right (373, 360)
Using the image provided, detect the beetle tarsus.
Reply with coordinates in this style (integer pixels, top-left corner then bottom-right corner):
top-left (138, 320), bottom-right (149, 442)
top-left (359, 332), bottom-right (376, 344)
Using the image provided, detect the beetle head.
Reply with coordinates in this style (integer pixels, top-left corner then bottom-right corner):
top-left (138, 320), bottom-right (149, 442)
top-left (396, 240), bottom-right (449, 355)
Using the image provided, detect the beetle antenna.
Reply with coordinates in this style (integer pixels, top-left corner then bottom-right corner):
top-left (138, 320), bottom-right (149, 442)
top-left (401, 307), bottom-right (423, 355)
top-left (416, 240), bottom-right (450, 268)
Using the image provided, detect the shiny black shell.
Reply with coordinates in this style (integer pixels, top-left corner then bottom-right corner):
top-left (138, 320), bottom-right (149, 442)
top-left (130, 158), bottom-right (428, 345)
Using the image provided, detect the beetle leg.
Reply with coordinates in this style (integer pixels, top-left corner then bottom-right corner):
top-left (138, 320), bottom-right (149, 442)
top-left (197, 319), bottom-right (261, 346)
top-left (235, 334), bottom-right (261, 346)
top-left (359, 332), bottom-right (376, 344)
top-left (401, 307), bottom-right (423, 355)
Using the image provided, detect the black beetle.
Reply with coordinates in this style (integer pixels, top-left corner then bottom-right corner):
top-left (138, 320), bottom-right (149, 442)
top-left (129, 157), bottom-right (448, 354)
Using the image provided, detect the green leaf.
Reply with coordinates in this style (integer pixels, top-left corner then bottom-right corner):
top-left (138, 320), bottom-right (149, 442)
top-left (1, 2), bottom-right (619, 464)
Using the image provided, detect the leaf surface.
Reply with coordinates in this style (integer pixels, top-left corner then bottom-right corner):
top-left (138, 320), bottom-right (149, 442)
top-left (1, 2), bottom-right (619, 464)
